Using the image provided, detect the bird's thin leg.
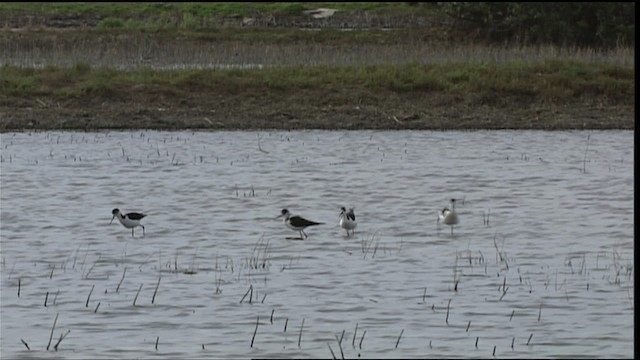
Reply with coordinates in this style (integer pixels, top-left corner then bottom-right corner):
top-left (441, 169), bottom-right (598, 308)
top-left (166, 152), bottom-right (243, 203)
top-left (450, 226), bottom-right (454, 236)
top-left (132, 228), bottom-right (135, 237)
top-left (301, 230), bottom-right (307, 239)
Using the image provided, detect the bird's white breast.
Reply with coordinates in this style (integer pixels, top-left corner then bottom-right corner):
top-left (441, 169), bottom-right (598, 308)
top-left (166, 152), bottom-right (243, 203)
top-left (340, 217), bottom-right (357, 230)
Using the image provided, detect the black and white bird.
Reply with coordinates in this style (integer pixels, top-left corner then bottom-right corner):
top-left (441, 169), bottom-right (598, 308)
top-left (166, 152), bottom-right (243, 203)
top-left (339, 207), bottom-right (357, 237)
top-left (277, 208), bottom-right (323, 239)
top-left (437, 199), bottom-right (459, 236)
top-left (110, 208), bottom-right (146, 237)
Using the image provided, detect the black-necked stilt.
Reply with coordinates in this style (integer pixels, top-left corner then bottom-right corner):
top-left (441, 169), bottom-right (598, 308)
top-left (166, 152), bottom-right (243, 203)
top-left (110, 208), bottom-right (146, 237)
top-left (339, 206), bottom-right (357, 237)
top-left (277, 208), bottom-right (323, 239)
top-left (437, 199), bottom-right (459, 236)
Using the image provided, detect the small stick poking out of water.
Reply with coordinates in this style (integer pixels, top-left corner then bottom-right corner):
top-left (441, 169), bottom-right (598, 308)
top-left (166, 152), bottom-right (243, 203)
top-left (85, 284), bottom-right (95, 307)
top-left (538, 303), bottom-right (542, 322)
top-left (335, 334), bottom-right (345, 359)
top-left (475, 336), bottom-right (479, 348)
top-left (284, 318), bottom-right (288, 332)
top-left (359, 330), bottom-right (366, 350)
top-left (155, 336), bottom-right (159, 351)
top-left (21, 339), bottom-right (30, 350)
top-left (298, 318), bottom-right (305, 348)
top-left (240, 285), bottom-right (252, 304)
top-left (395, 329), bottom-right (404, 349)
top-left (151, 276), bottom-right (161, 304)
top-left (251, 316), bottom-right (259, 347)
top-left (133, 283), bottom-right (143, 306)
top-left (352, 322), bottom-right (359, 348)
top-left (527, 333), bottom-right (533, 345)
top-left (327, 343), bottom-right (337, 360)
top-left (582, 134), bottom-right (591, 173)
top-left (54, 330), bottom-right (70, 351)
top-left (445, 298), bottom-right (452, 325)
top-left (116, 267), bottom-right (126, 293)
top-left (17, 279), bottom-right (20, 297)
top-left (466, 321), bottom-right (471, 332)
top-left (46, 313), bottom-right (59, 351)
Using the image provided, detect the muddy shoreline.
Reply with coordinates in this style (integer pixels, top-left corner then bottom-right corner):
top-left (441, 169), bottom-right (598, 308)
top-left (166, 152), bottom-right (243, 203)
top-left (1, 93), bottom-right (633, 132)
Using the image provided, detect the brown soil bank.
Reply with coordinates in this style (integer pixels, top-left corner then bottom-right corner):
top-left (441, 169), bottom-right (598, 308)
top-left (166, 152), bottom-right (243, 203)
top-left (2, 91), bottom-right (632, 132)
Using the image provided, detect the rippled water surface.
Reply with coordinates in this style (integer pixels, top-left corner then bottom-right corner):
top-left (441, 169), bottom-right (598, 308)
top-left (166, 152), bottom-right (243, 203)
top-left (0, 130), bottom-right (634, 359)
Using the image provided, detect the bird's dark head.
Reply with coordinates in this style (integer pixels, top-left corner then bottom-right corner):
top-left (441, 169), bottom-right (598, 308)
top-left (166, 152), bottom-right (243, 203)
top-left (110, 208), bottom-right (120, 224)
top-left (277, 208), bottom-right (290, 219)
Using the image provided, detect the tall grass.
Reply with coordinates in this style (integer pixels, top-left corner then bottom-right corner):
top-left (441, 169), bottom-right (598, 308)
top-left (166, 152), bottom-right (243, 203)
top-left (1, 61), bottom-right (633, 104)
top-left (0, 2), bottom-right (429, 18)
top-left (1, 30), bottom-right (634, 69)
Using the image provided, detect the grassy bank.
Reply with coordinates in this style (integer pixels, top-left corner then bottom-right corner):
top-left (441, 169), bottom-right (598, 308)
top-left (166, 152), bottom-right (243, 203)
top-left (0, 2), bottom-right (422, 17)
top-left (0, 2), bottom-right (436, 33)
top-left (1, 61), bottom-right (633, 103)
top-left (0, 3), bottom-right (634, 131)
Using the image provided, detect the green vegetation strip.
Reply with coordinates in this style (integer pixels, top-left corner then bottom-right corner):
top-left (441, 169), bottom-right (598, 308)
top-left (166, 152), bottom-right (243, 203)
top-left (0, 2), bottom-right (430, 32)
top-left (1, 62), bottom-right (633, 103)
top-left (0, 2), bottom-right (418, 16)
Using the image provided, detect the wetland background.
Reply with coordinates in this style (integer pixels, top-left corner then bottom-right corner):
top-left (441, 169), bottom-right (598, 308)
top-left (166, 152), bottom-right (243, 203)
top-left (0, 2), bottom-right (635, 131)
top-left (0, 3), bottom-right (635, 359)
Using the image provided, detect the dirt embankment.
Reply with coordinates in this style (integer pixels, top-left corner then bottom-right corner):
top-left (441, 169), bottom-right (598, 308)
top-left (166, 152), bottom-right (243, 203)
top-left (0, 9), bottom-right (634, 131)
top-left (3, 88), bottom-right (632, 132)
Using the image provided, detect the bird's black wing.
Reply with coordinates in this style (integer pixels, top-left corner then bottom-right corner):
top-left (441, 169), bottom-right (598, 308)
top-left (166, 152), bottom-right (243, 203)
top-left (290, 216), bottom-right (322, 227)
top-left (126, 212), bottom-right (146, 220)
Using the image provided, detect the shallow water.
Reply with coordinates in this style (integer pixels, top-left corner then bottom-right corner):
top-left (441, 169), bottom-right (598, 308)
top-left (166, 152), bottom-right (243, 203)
top-left (0, 130), bottom-right (634, 359)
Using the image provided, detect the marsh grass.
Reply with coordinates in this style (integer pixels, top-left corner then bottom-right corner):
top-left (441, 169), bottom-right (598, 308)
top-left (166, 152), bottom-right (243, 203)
top-left (0, 2), bottom-right (432, 30)
top-left (0, 60), bottom-right (633, 106)
top-left (1, 29), bottom-right (634, 70)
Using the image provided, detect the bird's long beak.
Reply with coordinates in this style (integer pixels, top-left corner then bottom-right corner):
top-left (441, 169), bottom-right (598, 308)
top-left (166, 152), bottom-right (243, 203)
top-left (275, 214), bottom-right (283, 219)
top-left (110, 214), bottom-right (115, 224)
